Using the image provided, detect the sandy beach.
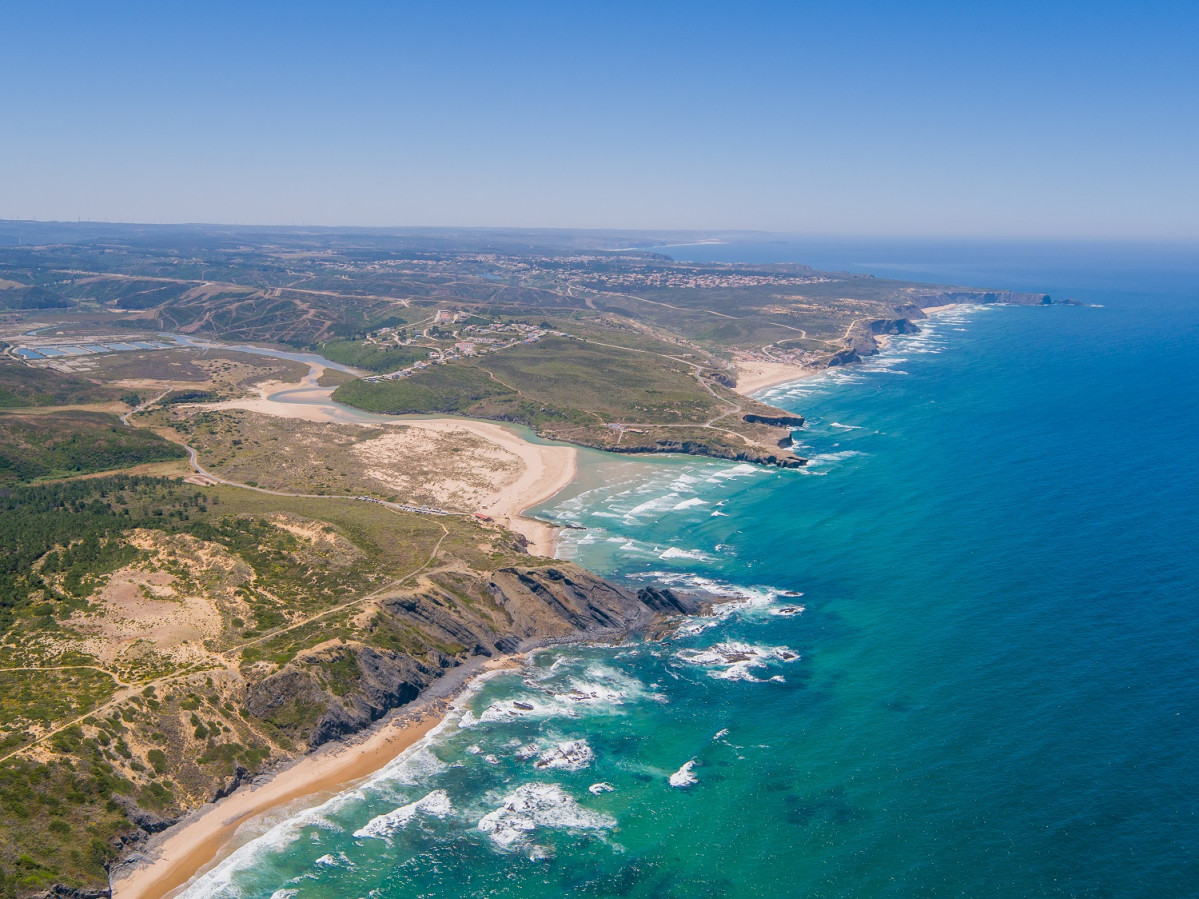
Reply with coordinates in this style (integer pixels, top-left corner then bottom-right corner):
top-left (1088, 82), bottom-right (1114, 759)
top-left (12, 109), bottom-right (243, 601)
top-left (111, 653), bottom-right (526, 899)
top-left (447, 418), bottom-right (578, 556)
top-left (733, 359), bottom-right (820, 396)
top-left (111, 708), bottom-right (445, 898)
top-left (200, 374), bottom-right (577, 556)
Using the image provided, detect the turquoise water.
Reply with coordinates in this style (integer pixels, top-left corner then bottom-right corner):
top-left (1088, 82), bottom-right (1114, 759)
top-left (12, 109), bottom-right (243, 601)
top-left (178, 242), bottom-right (1199, 898)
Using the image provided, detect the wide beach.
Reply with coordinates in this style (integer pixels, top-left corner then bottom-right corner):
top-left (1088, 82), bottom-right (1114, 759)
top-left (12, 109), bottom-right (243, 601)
top-left (199, 371), bottom-right (578, 556)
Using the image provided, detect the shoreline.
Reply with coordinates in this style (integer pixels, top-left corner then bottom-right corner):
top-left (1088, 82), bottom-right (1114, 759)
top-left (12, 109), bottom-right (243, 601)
top-left (109, 326), bottom-right (914, 896)
top-left (109, 350), bottom-right (824, 896)
top-left (110, 655), bottom-right (523, 899)
top-left (733, 360), bottom-right (821, 396)
top-left (198, 375), bottom-right (578, 557)
top-left (107, 379), bottom-right (583, 895)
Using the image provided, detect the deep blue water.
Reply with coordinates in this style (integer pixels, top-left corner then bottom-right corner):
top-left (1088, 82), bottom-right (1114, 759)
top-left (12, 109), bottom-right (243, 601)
top-left (179, 241), bottom-right (1199, 898)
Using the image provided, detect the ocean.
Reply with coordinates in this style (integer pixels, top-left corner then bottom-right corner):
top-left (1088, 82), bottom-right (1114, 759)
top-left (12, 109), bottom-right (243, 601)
top-left (176, 240), bottom-right (1199, 898)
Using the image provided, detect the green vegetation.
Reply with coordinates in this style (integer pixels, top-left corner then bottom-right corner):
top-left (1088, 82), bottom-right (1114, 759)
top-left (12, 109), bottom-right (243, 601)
top-left (483, 337), bottom-right (714, 421)
top-left (334, 362), bottom-right (513, 415)
top-left (0, 224), bottom-right (1038, 895)
top-left (0, 477), bottom-right (206, 634)
top-left (162, 408), bottom-right (526, 512)
top-left (0, 411), bottom-right (187, 485)
top-left (0, 285), bottom-right (71, 310)
top-left (0, 750), bottom-right (146, 894)
top-left (0, 470), bottom-right (539, 893)
top-left (0, 358), bottom-right (121, 408)
top-left (318, 339), bottom-right (428, 374)
top-left (161, 389), bottom-right (219, 404)
top-left (333, 335), bottom-right (800, 462)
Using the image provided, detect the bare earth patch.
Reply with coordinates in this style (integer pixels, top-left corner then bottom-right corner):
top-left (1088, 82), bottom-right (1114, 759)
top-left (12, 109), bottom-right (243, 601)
top-left (351, 423), bottom-right (522, 510)
top-left (66, 531), bottom-right (249, 672)
top-left (175, 405), bottom-right (576, 554)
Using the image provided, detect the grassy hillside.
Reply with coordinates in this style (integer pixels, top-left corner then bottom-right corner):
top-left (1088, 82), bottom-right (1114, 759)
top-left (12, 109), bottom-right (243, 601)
top-left (0, 475), bottom-right (543, 894)
top-left (0, 357), bottom-right (122, 408)
top-left (334, 335), bottom-right (802, 464)
top-left (0, 411), bottom-right (187, 485)
top-left (317, 339), bottom-right (427, 374)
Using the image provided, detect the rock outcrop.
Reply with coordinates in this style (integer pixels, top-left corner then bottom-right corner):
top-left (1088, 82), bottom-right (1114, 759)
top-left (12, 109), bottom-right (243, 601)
top-left (742, 412), bottom-right (805, 428)
top-left (870, 318), bottom-right (923, 335)
top-left (912, 289), bottom-right (1056, 306)
top-left (606, 439), bottom-right (804, 468)
top-left (245, 564), bottom-right (704, 750)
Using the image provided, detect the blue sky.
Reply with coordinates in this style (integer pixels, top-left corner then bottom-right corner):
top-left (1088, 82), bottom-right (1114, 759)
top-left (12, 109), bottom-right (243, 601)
top-left (2, 0), bottom-right (1195, 238)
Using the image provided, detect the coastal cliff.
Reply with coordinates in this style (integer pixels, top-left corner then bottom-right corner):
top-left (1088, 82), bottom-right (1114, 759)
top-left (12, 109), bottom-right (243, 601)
top-left (604, 437), bottom-right (804, 468)
top-left (914, 289), bottom-right (1057, 306)
top-left (92, 562), bottom-right (702, 899)
top-left (827, 288), bottom-right (1069, 369)
top-left (246, 564), bottom-right (699, 751)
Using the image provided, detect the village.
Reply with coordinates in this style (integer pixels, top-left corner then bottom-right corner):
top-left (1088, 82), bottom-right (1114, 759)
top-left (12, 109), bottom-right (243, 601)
top-left (362, 311), bottom-right (561, 382)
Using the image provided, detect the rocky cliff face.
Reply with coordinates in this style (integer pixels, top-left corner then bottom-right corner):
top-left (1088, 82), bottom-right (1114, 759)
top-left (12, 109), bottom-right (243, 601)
top-left (828, 289), bottom-right (1064, 371)
top-left (607, 438), bottom-right (804, 468)
top-left (912, 289), bottom-right (1056, 306)
top-left (742, 412), bottom-right (805, 428)
top-left (870, 318), bottom-right (924, 336)
top-left (87, 562), bottom-right (709, 899)
top-left (245, 564), bottom-right (703, 750)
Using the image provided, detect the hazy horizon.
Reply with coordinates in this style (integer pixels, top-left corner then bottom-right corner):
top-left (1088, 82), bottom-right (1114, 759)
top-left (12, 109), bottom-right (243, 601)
top-left (3, 219), bottom-right (1198, 249)
top-left (3, 1), bottom-right (1196, 240)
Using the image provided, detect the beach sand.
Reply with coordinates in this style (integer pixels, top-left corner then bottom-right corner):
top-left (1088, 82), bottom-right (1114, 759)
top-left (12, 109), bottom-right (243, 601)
top-left (733, 360), bottom-right (820, 396)
top-left (111, 653), bottom-right (524, 899)
top-left (111, 708), bottom-right (445, 899)
top-left (199, 376), bottom-right (577, 557)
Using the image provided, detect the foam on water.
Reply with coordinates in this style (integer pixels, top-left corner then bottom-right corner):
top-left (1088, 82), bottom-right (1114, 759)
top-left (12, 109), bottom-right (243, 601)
top-left (183, 249), bottom-right (1199, 897)
top-left (475, 697), bottom-right (579, 724)
top-left (467, 661), bottom-right (660, 728)
top-left (352, 790), bottom-right (453, 843)
top-left (477, 784), bottom-right (616, 849)
top-left (175, 803), bottom-right (344, 899)
top-left (313, 852), bottom-right (350, 868)
top-left (669, 760), bottom-right (698, 788)
top-left (630, 571), bottom-right (785, 618)
top-left (676, 641), bottom-right (800, 682)
top-left (533, 739), bottom-right (594, 771)
top-left (658, 546), bottom-right (711, 561)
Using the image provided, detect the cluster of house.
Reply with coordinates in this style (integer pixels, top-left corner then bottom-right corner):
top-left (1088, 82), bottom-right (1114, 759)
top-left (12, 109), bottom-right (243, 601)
top-left (362, 318), bottom-right (560, 382)
top-left (583, 269), bottom-right (830, 290)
